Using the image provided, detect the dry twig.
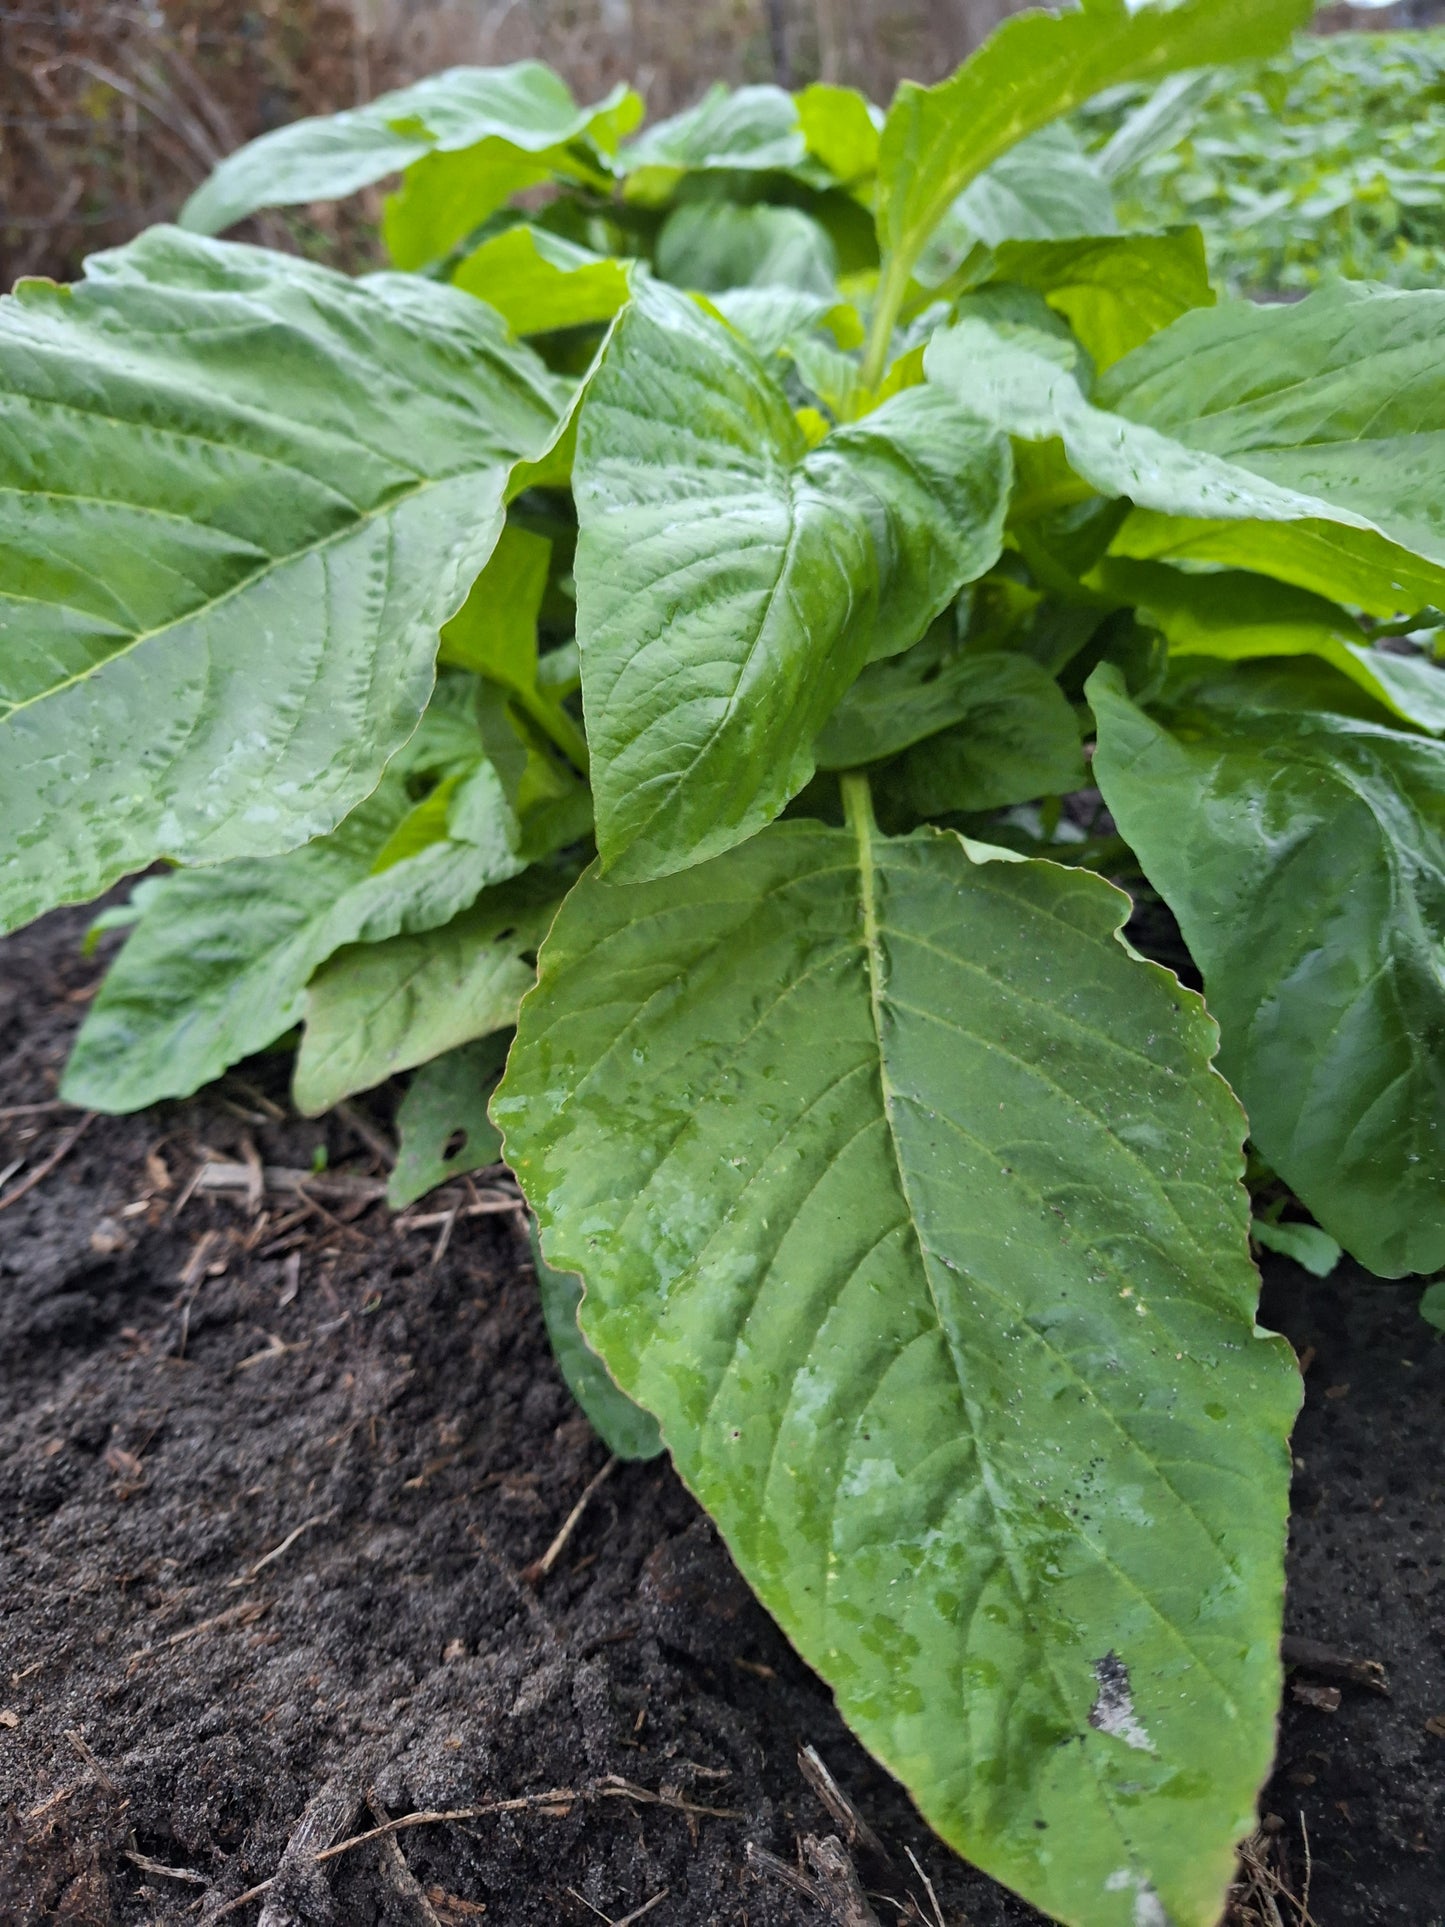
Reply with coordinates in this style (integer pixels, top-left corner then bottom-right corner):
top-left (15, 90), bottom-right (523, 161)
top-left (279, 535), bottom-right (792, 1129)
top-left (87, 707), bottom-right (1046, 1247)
top-left (524, 1457), bottom-right (617, 1584)
top-left (0, 1113), bottom-right (94, 1212)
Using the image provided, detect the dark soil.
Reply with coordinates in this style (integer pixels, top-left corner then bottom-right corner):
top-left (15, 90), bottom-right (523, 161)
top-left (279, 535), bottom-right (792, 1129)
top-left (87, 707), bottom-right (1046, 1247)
top-left (0, 905), bottom-right (1440, 1927)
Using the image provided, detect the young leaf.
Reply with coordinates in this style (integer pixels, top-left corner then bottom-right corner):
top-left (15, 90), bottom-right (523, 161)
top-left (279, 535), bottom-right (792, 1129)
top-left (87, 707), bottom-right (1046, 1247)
top-left (179, 63), bottom-right (640, 238)
top-left (451, 227), bottom-right (631, 336)
top-left (0, 229), bottom-right (562, 937)
top-left (294, 872), bottom-right (565, 1115)
top-left (796, 82), bottom-right (881, 187)
top-left (815, 631), bottom-right (1085, 816)
top-left (874, 659), bottom-right (1086, 818)
top-left (1091, 662), bottom-right (1445, 1278)
top-left (983, 229), bottom-right (1214, 370)
top-left (929, 282), bottom-right (1445, 565)
top-left (930, 124), bottom-right (1118, 268)
top-left (440, 527), bottom-right (590, 775)
top-left (61, 767), bottom-right (526, 1113)
top-left (1095, 559), bottom-right (1445, 733)
top-left (872, 0), bottom-right (1310, 353)
top-left (387, 1033), bottom-right (509, 1208)
top-left (530, 1225), bottom-right (663, 1461)
top-left (1420, 1281), bottom-right (1445, 1333)
top-left (574, 283), bottom-right (1011, 880)
top-left (495, 816), bottom-right (1300, 1927)
top-left (1252, 1220), bottom-right (1342, 1280)
top-left (656, 202), bottom-right (839, 298)
top-left (619, 84), bottom-right (809, 203)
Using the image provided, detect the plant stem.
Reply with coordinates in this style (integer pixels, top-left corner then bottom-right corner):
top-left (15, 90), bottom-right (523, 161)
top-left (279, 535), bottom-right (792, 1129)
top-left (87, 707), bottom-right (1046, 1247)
top-left (519, 690), bottom-right (590, 777)
top-left (861, 254), bottom-right (910, 393)
top-left (839, 768), bottom-right (878, 840)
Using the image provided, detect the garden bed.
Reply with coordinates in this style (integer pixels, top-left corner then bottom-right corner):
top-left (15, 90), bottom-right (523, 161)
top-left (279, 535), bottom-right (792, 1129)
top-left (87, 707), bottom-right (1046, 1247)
top-left (0, 902), bottom-right (1440, 1927)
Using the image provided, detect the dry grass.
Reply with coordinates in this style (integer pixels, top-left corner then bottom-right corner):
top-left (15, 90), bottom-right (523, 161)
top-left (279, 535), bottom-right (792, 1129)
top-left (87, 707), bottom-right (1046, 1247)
top-left (2, 0), bottom-right (1030, 288)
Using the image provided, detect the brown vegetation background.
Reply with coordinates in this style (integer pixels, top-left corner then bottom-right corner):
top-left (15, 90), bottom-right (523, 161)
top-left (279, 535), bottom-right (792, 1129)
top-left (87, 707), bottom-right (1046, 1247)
top-left (0, 0), bottom-right (1427, 289)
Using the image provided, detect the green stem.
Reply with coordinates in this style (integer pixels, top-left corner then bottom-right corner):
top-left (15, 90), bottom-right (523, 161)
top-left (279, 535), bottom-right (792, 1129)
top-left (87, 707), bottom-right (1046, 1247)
top-left (839, 768), bottom-right (878, 841)
top-left (519, 688), bottom-right (591, 778)
top-left (861, 254), bottom-right (911, 393)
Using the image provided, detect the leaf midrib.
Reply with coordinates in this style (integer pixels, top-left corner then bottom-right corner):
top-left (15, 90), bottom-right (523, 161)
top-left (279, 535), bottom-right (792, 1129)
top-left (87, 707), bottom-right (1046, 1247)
top-left (846, 802), bottom-right (1153, 1873)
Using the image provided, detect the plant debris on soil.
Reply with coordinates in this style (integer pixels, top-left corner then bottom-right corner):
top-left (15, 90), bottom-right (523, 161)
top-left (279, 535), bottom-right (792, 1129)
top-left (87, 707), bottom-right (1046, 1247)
top-left (0, 903), bottom-right (1441, 1927)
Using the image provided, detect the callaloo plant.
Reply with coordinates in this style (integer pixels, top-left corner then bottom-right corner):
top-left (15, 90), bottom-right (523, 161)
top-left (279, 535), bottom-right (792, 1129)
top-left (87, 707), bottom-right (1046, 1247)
top-left (7, 0), bottom-right (1445, 1920)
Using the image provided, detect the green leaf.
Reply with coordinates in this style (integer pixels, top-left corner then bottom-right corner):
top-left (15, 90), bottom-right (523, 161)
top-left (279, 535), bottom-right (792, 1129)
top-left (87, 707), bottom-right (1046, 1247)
top-left (984, 229), bottom-right (1214, 371)
top-left (1090, 662), bottom-right (1445, 1278)
top-left (477, 687), bottom-right (594, 862)
top-left (495, 816), bottom-right (1300, 1927)
top-left (878, 657), bottom-right (1086, 818)
top-left (875, 0), bottom-right (1310, 301)
top-left (797, 83), bottom-right (881, 187)
top-left (1252, 1220), bottom-right (1342, 1280)
top-left (620, 84), bottom-right (809, 204)
top-left (380, 78), bottom-right (642, 270)
top-left (1093, 69), bottom-right (1217, 184)
top-left (0, 228), bottom-right (562, 938)
top-left (574, 282), bottom-right (1011, 880)
top-left (1096, 559), bottom-right (1445, 733)
top-left (927, 125), bottom-right (1117, 273)
top-left (929, 282), bottom-right (1445, 568)
top-left (1420, 1281), bottom-right (1445, 1333)
top-left (1110, 510), bottom-right (1445, 621)
top-left (530, 1224), bottom-right (663, 1461)
top-left (708, 287), bottom-right (848, 360)
top-left (179, 62), bottom-right (640, 239)
top-left (656, 202), bottom-right (838, 298)
top-left (452, 227), bottom-right (632, 335)
top-left (387, 1033), bottom-right (509, 1208)
top-left (294, 871), bottom-right (564, 1115)
top-left (62, 765), bottom-right (524, 1113)
top-left (440, 526), bottom-right (591, 775)
top-left (816, 627), bottom-right (1085, 818)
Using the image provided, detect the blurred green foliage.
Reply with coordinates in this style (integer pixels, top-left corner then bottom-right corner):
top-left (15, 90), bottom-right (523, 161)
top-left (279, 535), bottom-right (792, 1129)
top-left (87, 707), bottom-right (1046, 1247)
top-left (1080, 31), bottom-right (1445, 293)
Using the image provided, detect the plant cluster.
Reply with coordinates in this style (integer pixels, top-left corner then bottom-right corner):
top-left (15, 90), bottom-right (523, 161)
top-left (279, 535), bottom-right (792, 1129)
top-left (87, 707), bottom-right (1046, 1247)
top-left (4, 3), bottom-right (1445, 1923)
top-left (1079, 27), bottom-right (1445, 292)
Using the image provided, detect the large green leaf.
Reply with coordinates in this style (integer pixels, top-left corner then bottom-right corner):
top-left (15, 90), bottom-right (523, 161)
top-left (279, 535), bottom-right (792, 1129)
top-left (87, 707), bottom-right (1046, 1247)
top-left (1095, 558), bottom-right (1445, 732)
top-left (0, 229), bottom-right (562, 936)
top-left (1109, 508), bottom-right (1445, 619)
top-left (62, 762), bottom-right (525, 1113)
top-left (573, 282), bottom-right (1011, 880)
top-left (495, 816), bottom-right (1300, 1927)
top-left (928, 281), bottom-right (1445, 565)
top-left (1091, 662), bottom-right (1445, 1278)
top-left (294, 871), bottom-right (564, 1115)
top-left (179, 63), bottom-right (639, 239)
top-left (874, 0), bottom-right (1310, 313)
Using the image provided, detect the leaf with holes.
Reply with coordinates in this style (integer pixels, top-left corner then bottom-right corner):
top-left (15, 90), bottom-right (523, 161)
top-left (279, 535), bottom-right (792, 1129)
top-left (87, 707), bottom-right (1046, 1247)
top-left (495, 813), bottom-right (1300, 1927)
